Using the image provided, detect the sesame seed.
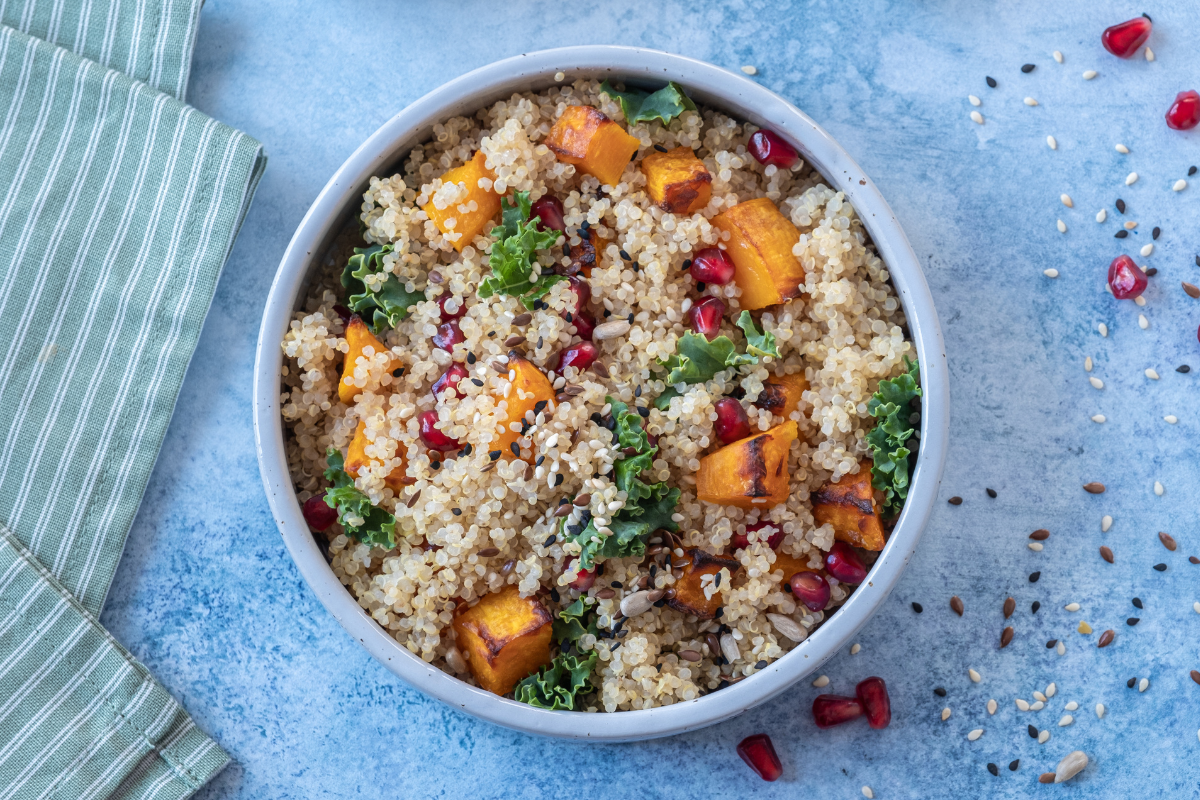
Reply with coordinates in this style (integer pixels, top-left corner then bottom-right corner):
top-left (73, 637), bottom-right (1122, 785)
top-left (1126, 172), bottom-right (1139, 185)
top-left (969, 668), bottom-right (982, 683)
top-left (1065, 602), bottom-right (1081, 611)
top-left (1060, 194), bottom-right (1073, 207)
top-left (1095, 209), bottom-right (1106, 222)
top-left (941, 707), bottom-right (951, 721)
top-left (1022, 64), bottom-right (1036, 73)
top-left (971, 111), bottom-right (984, 125)
top-left (740, 65), bottom-right (758, 75)
top-left (986, 488), bottom-right (997, 498)
top-left (1098, 323), bottom-right (1108, 337)
top-left (1153, 226), bottom-right (1161, 239)
top-left (1033, 691), bottom-right (1046, 702)
top-left (862, 787), bottom-right (874, 800)
top-left (1028, 542), bottom-right (1043, 551)
top-left (1031, 700), bottom-right (1045, 710)
top-left (1032, 601), bottom-right (1041, 613)
top-left (1044, 268), bottom-right (1059, 278)
top-left (987, 763), bottom-right (999, 777)
top-left (1102, 515), bottom-right (1113, 532)
top-left (1135, 294), bottom-right (1146, 306)
top-left (1029, 571), bottom-right (1041, 582)
top-left (934, 686), bottom-right (947, 697)
top-left (1116, 144), bottom-right (1129, 154)
top-left (1091, 414), bottom-right (1105, 423)
top-left (1145, 46), bottom-right (1155, 61)
top-left (1175, 179), bottom-right (1189, 192)
top-left (1126, 617), bottom-right (1140, 626)
top-left (1138, 314), bottom-right (1149, 329)
top-left (1047, 135), bottom-right (1057, 149)
top-left (1139, 678), bottom-right (1150, 692)
top-left (1141, 244), bottom-right (1154, 257)
top-left (1124, 220), bottom-right (1137, 229)
top-left (1053, 50), bottom-right (1064, 63)
top-left (1153, 562), bottom-right (1168, 572)
top-left (1024, 97), bottom-right (1039, 106)
top-left (912, 602), bottom-right (924, 613)
top-left (1083, 70), bottom-right (1097, 79)
top-left (850, 643), bottom-right (861, 655)
top-left (1089, 376), bottom-right (1103, 389)
top-left (1027, 724), bottom-right (1038, 737)
top-left (967, 729), bottom-right (983, 741)
top-left (1096, 704), bottom-right (1106, 718)
top-left (969, 95), bottom-right (981, 106)
top-left (812, 674), bottom-right (830, 688)
top-left (986, 76), bottom-right (997, 88)
top-left (1146, 368), bottom-right (1160, 380)
top-left (1056, 220), bottom-right (1067, 233)
top-left (1165, 415), bottom-right (1178, 424)
top-left (1038, 730), bottom-right (1050, 744)
top-left (987, 699), bottom-right (997, 714)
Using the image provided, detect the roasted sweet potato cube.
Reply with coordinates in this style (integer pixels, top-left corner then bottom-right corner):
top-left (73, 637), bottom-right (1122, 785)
top-left (696, 421), bottom-right (798, 509)
top-left (339, 315), bottom-right (398, 404)
top-left (768, 551), bottom-right (811, 583)
top-left (492, 357), bottom-right (555, 461)
top-left (713, 198), bottom-right (807, 310)
top-left (667, 549), bottom-right (740, 619)
top-left (422, 151), bottom-right (501, 252)
top-left (754, 373), bottom-right (809, 422)
top-left (812, 460), bottom-right (886, 551)
top-left (344, 420), bottom-right (411, 493)
top-left (452, 585), bottom-right (553, 695)
top-left (545, 105), bottom-right (640, 187)
top-left (568, 229), bottom-right (612, 277)
top-left (640, 146), bottom-right (712, 214)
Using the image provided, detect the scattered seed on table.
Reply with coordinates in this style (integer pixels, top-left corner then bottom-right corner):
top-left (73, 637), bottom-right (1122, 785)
top-left (1145, 46), bottom-right (1155, 61)
top-left (1100, 546), bottom-right (1114, 563)
top-left (1065, 701), bottom-right (1077, 711)
top-left (949, 496), bottom-right (963, 505)
top-left (987, 699), bottom-right (997, 715)
top-left (1078, 621), bottom-right (1093, 634)
top-left (1046, 683), bottom-right (1056, 698)
top-left (1085, 356), bottom-right (1094, 371)
top-left (1044, 268), bottom-right (1059, 278)
top-left (1132, 597), bottom-right (1143, 609)
top-left (740, 65), bottom-right (758, 75)
top-left (1099, 323), bottom-right (1108, 337)
top-left (1010, 760), bottom-right (1021, 771)
top-left (1128, 677), bottom-right (1137, 688)
top-left (1124, 220), bottom-right (1138, 230)
top-left (1083, 69), bottom-right (1098, 79)
top-left (1191, 670), bottom-right (1200, 685)
top-left (1038, 730), bottom-right (1050, 744)
top-left (1039, 773), bottom-right (1056, 784)
top-left (970, 111), bottom-right (984, 124)
top-left (1096, 703), bottom-right (1106, 718)
top-left (1022, 64), bottom-right (1036, 73)
top-left (1126, 172), bottom-right (1139, 186)
top-left (1091, 414), bottom-right (1106, 423)
top-left (1096, 209), bottom-right (1107, 222)
top-left (941, 707), bottom-right (951, 721)
top-left (1084, 482), bottom-right (1105, 493)
top-left (986, 76), bottom-right (998, 88)
top-left (951, 596), bottom-right (965, 616)
top-left (850, 643), bottom-right (861, 655)
top-left (1028, 724), bottom-right (1039, 738)
top-left (1029, 571), bottom-right (1041, 583)
top-left (1116, 198), bottom-right (1127, 212)
top-left (1059, 715), bottom-right (1074, 727)
top-left (1000, 627), bottom-right (1014, 648)
top-left (968, 729), bottom-right (984, 741)
top-left (1192, 167), bottom-right (1198, 176)
top-left (1155, 481), bottom-right (1165, 496)
top-left (1153, 563), bottom-right (1168, 572)
top-left (1025, 97), bottom-right (1039, 106)
top-left (1003, 597), bottom-right (1016, 618)
top-left (1031, 700), bottom-right (1045, 711)
top-left (811, 674), bottom-right (830, 688)
top-left (1053, 50), bottom-right (1064, 63)
top-left (1139, 678), bottom-right (1150, 692)
top-left (1047, 135), bottom-right (1057, 149)
top-left (1089, 376), bottom-right (1104, 389)
top-left (1099, 629), bottom-right (1116, 647)
top-left (968, 94), bottom-right (981, 106)
top-left (862, 787), bottom-right (874, 800)
top-left (1184, 283), bottom-right (1200, 299)
top-left (1176, 179), bottom-right (1189, 191)
top-left (1055, 751), bottom-right (1089, 783)
top-left (934, 686), bottom-right (947, 697)
top-left (1028, 542), bottom-right (1044, 552)
top-left (1126, 618), bottom-right (1140, 626)
top-left (1141, 244), bottom-right (1154, 257)
top-left (969, 668), bottom-right (982, 683)
top-left (1065, 603), bottom-right (1081, 612)
top-left (1017, 698), bottom-right (1031, 711)
top-left (1160, 532), bottom-right (1178, 551)
top-left (1152, 226), bottom-right (1161, 240)
top-left (1139, 314), bottom-right (1149, 329)
top-left (1030, 529), bottom-right (1050, 540)
top-left (912, 602), bottom-right (924, 613)
top-left (1102, 515), bottom-right (1113, 532)
top-left (1191, 557), bottom-right (1200, 565)
top-left (1060, 194), bottom-right (1073, 208)
top-left (1115, 229), bottom-right (1129, 239)
top-left (1034, 690), bottom-right (1047, 702)
top-left (1032, 601), bottom-right (1041, 613)
top-left (987, 763), bottom-right (999, 776)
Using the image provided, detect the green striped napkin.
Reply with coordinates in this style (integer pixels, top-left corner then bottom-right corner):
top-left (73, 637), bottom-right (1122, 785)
top-left (0, 9), bottom-right (264, 798)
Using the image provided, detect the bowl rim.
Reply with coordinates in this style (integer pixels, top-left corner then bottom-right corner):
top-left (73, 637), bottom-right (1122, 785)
top-left (252, 45), bottom-right (948, 742)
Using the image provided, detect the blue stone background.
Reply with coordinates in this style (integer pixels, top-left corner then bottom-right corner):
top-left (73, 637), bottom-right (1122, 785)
top-left (99, 0), bottom-right (1200, 796)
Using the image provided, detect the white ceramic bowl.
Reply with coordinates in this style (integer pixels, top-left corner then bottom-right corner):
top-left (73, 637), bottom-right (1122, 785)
top-left (253, 46), bottom-right (948, 741)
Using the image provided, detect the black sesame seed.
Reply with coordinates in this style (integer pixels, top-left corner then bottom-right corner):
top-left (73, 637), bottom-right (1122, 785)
top-left (1021, 63), bottom-right (1035, 73)
top-left (637, 406), bottom-right (650, 418)
top-left (912, 602), bottom-right (924, 613)
top-left (654, 144), bottom-right (668, 153)
top-left (392, 368), bottom-right (404, 377)
top-left (580, 220), bottom-right (591, 232)
top-left (536, 336), bottom-right (543, 349)
top-left (554, 473), bottom-right (564, 486)
top-left (653, 598), bottom-right (667, 607)
top-left (1146, 267), bottom-right (1158, 277)
top-left (783, 582), bottom-right (792, 593)
top-left (535, 455), bottom-right (545, 466)
top-left (590, 412), bottom-right (603, 425)
top-left (986, 488), bottom-right (997, 498)
top-left (452, 508), bottom-right (461, 516)
top-left (1178, 365), bottom-right (1191, 373)
top-left (681, 259), bottom-right (692, 271)
top-left (987, 763), bottom-right (999, 777)
top-left (714, 572), bottom-right (722, 588)
top-left (1115, 230), bottom-right (1129, 239)
top-left (1128, 677), bottom-right (1137, 688)
top-left (510, 442), bottom-right (521, 456)
top-left (489, 450), bottom-right (501, 461)
top-left (1032, 601), bottom-right (1040, 613)
top-left (1029, 571), bottom-right (1041, 583)
top-left (1046, 639), bottom-right (1057, 648)
top-left (754, 660), bottom-right (767, 670)
top-left (460, 444), bottom-right (472, 456)
top-left (430, 461), bottom-right (441, 470)
top-left (550, 587), bottom-right (560, 602)
top-left (1153, 226), bottom-right (1161, 240)
top-left (466, 352), bottom-right (476, 364)
top-left (487, 331), bottom-right (496, 337)
top-left (649, 564), bottom-right (657, 579)
top-left (564, 312), bottom-right (573, 323)
top-left (1009, 760), bottom-right (1020, 771)
top-left (603, 309), bottom-right (612, 317)
top-left (1127, 617), bottom-right (1140, 626)
top-left (619, 249), bottom-right (631, 261)
top-left (934, 687), bottom-right (947, 697)
top-left (986, 76), bottom-right (997, 88)
top-left (471, 378), bottom-right (484, 387)
top-left (1132, 597), bottom-right (1143, 609)
top-left (544, 534), bottom-right (557, 547)
top-left (1027, 724), bottom-right (1038, 738)
top-left (696, 281), bottom-right (706, 291)
top-left (534, 400), bottom-right (548, 414)
top-left (948, 496), bottom-right (963, 505)
top-left (627, 313), bottom-right (634, 323)
top-left (1191, 166), bottom-right (1198, 176)
top-left (634, 385), bottom-right (642, 398)
top-left (1196, 255), bottom-right (1200, 268)
top-left (714, 607), bottom-right (724, 618)
top-left (1116, 198), bottom-right (1126, 213)
top-left (520, 420), bottom-right (531, 435)
top-left (1142, 12), bottom-right (1152, 21)
top-left (1154, 563), bottom-right (1168, 572)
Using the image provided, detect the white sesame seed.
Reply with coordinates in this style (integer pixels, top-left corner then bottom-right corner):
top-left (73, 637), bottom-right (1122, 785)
top-left (1195, 601), bottom-right (1200, 614)
top-left (1046, 683), bottom-right (1056, 698)
top-left (969, 668), bottom-right (981, 683)
top-left (862, 786), bottom-right (874, 800)
top-left (970, 110), bottom-right (984, 125)
top-left (987, 699), bottom-right (997, 715)
top-left (812, 674), bottom-right (830, 688)
top-left (1141, 244), bottom-right (1154, 257)
top-left (1145, 368), bottom-right (1160, 380)
top-left (1102, 515), bottom-right (1113, 532)
top-left (1089, 376), bottom-right (1103, 389)
top-left (1099, 323), bottom-right (1108, 337)
top-left (969, 95), bottom-right (981, 106)
top-left (1091, 414), bottom-right (1105, 423)
top-left (554, 71), bottom-right (565, 82)
top-left (1016, 698), bottom-right (1030, 711)
top-left (1024, 97), bottom-right (1039, 106)
top-left (1139, 678), bottom-right (1149, 693)
top-left (1028, 542), bottom-right (1044, 551)
top-left (1096, 703), bottom-right (1106, 718)
top-left (1060, 194), bottom-right (1073, 208)
top-left (1115, 143), bottom-right (1130, 154)
top-left (740, 65), bottom-right (758, 75)
top-left (1175, 179), bottom-right (1188, 192)
top-left (1134, 294), bottom-right (1146, 306)
top-left (1138, 314), bottom-right (1149, 329)
top-left (1083, 70), bottom-right (1098, 79)
top-left (1034, 690), bottom-right (1047, 701)
top-left (1056, 220), bottom-right (1067, 233)
top-left (1085, 356), bottom-right (1093, 371)
top-left (1124, 220), bottom-right (1138, 229)
top-left (1059, 715), bottom-right (1075, 727)
top-left (1065, 602), bottom-right (1081, 611)
top-left (1165, 415), bottom-right (1178, 424)
top-left (1044, 268), bottom-right (1059, 278)
top-left (1126, 172), bottom-right (1139, 185)
top-left (1031, 700), bottom-right (1045, 711)
top-left (1047, 135), bottom-right (1057, 149)
top-left (1065, 701), bottom-right (1078, 711)
top-left (942, 707), bottom-right (952, 721)
top-left (967, 729), bottom-right (984, 741)
top-left (849, 643), bottom-right (862, 655)
top-left (1053, 50), bottom-right (1064, 63)
top-left (1145, 46), bottom-right (1155, 61)
top-left (1057, 641), bottom-right (1066, 655)
top-left (1095, 209), bottom-right (1106, 222)
top-left (1038, 730), bottom-right (1050, 743)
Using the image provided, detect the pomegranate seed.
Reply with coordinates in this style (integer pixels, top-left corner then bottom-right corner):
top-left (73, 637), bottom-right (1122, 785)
top-left (1102, 17), bottom-right (1151, 59)
top-left (856, 677), bottom-right (892, 729)
top-left (1166, 90), bottom-right (1200, 131)
top-left (301, 494), bottom-right (338, 531)
top-left (332, 304), bottom-right (352, 324)
top-left (432, 320), bottom-right (464, 351)
top-left (812, 694), bottom-right (864, 728)
top-left (824, 541), bottom-right (868, 584)
top-left (530, 194), bottom-right (566, 233)
top-left (1107, 254), bottom-right (1147, 300)
top-left (436, 293), bottom-right (466, 321)
top-left (564, 276), bottom-right (591, 311)
top-left (747, 130), bottom-right (800, 170)
top-left (689, 296), bottom-right (726, 340)
top-left (713, 397), bottom-right (751, 444)
top-left (789, 570), bottom-right (832, 612)
top-left (736, 734), bottom-right (782, 782)
top-left (571, 310), bottom-right (596, 340)
top-left (418, 410), bottom-right (460, 451)
top-left (557, 341), bottom-right (598, 371)
top-left (731, 521), bottom-right (784, 551)
top-left (567, 559), bottom-right (596, 591)
top-left (689, 247), bottom-right (736, 285)
top-left (432, 363), bottom-right (468, 399)
top-left (562, 277), bottom-right (594, 339)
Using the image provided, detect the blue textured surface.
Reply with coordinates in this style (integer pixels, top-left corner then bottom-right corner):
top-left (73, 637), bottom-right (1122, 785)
top-left (99, 1), bottom-right (1200, 797)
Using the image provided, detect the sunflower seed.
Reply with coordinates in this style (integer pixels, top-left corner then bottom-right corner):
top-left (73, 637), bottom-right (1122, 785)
top-left (1054, 751), bottom-right (1088, 783)
top-left (592, 320), bottom-right (632, 341)
top-left (620, 590), bottom-right (655, 617)
top-left (767, 613), bottom-right (807, 643)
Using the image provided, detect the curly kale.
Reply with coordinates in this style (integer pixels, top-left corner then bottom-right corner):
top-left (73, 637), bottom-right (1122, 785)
top-left (341, 244), bottom-right (425, 333)
top-left (513, 651), bottom-right (598, 710)
top-left (477, 191), bottom-right (564, 309)
top-left (652, 314), bottom-right (779, 410)
top-left (323, 448), bottom-right (396, 548)
top-left (599, 80), bottom-right (697, 126)
top-left (866, 357), bottom-right (922, 518)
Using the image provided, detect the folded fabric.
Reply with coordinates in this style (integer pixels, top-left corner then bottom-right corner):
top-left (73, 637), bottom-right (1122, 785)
top-left (0, 19), bottom-right (265, 800)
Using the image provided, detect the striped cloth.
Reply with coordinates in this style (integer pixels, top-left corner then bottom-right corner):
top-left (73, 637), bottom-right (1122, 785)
top-left (0, 9), bottom-right (264, 799)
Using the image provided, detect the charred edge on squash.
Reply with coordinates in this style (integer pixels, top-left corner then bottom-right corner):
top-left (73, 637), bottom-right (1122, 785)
top-left (812, 484), bottom-right (875, 517)
top-left (562, 234), bottom-right (596, 276)
top-left (463, 603), bottom-right (553, 661)
top-left (754, 384), bottom-right (788, 413)
top-left (742, 435), bottom-right (771, 498)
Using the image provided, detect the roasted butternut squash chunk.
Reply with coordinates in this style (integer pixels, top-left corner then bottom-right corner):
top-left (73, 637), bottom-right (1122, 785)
top-left (452, 585), bottom-right (553, 695)
top-left (812, 460), bottom-right (886, 551)
top-left (667, 549), bottom-right (740, 619)
top-left (754, 373), bottom-right (809, 422)
top-left (768, 551), bottom-right (811, 583)
top-left (545, 106), bottom-right (640, 187)
top-left (712, 198), bottom-right (806, 310)
top-left (339, 315), bottom-right (398, 404)
top-left (493, 357), bottom-right (555, 461)
top-left (344, 420), bottom-right (412, 493)
top-left (421, 151), bottom-right (501, 252)
top-left (568, 229), bottom-right (612, 277)
top-left (640, 146), bottom-right (712, 214)
top-left (696, 421), bottom-right (798, 509)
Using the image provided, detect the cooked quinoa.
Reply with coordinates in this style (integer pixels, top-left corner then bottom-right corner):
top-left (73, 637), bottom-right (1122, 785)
top-left (280, 79), bottom-right (914, 713)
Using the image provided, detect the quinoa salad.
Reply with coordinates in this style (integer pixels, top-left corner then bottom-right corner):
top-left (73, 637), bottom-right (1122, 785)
top-left (279, 78), bottom-right (921, 713)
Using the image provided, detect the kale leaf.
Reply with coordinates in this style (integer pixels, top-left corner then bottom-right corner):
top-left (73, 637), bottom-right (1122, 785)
top-left (866, 357), bottom-right (922, 518)
top-left (341, 244), bottom-right (425, 333)
top-left (323, 448), bottom-right (397, 548)
top-left (513, 650), bottom-right (598, 710)
top-left (552, 597), bottom-right (598, 645)
top-left (599, 80), bottom-right (697, 126)
top-left (660, 332), bottom-right (756, 385)
top-left (736, 310), bottom-right (780, 359)
top-left (477, 190), bottom-right (565, 309)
